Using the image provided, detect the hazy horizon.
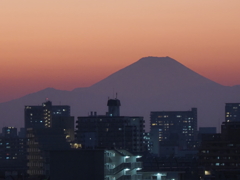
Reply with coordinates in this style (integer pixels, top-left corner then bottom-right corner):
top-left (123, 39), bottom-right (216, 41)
top-left (1, 56), bottom-right (240, 103)
top-left (1, 1), bottom-right (240, 103)
top-left (1, 56), bottom-right (240, 131)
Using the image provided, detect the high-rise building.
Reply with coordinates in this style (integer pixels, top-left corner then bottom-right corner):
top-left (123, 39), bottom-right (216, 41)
top-left (0, 127), bottom-right (27, 177)
top-left (76, 98), bottom-right (145, 153)
top-left (24, 100), bottom-right (74, 141)
top-left (150, 108), bottom-right (197, 155)
top-left (225, 103), bottom-right (240, 122)
top-left (26, 128), bottom-right (71, 177)
top-left (25, 101), bottom-right (74, 178)
top-left (25, 100), bottom-right (71, 129)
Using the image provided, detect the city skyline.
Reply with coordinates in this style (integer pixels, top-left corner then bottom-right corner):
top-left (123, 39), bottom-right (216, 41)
top-left (1, 0), bottom-right (240, 103)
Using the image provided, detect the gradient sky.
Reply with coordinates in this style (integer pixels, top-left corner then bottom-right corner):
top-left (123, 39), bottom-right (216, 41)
top-left (1, 0), bottom-right (240, 103)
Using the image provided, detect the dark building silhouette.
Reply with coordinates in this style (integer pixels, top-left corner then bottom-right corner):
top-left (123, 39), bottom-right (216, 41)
top-left (150, 108), bottom-right (198, 156)
top-left (197, 127), bottom-right (217, 147)
top-left (107, 98), bottom-right (121, 116)
top-left (0, 127), bottom-right (27, 178)
top-left (140, 154), bottom-right (198, 180)
top-left (25, 101), bottom-right (74, 178)
top-left (25, 100), bottom-right (71, 129)
top-left (199, 127), bottom-right (217, 134)
top-left (225, 103), bottom-right (240, 122)
top-left (76, 98), bottom-right (145, 153)
top-left (48, 149), bottom-right (142, 180)
top-left (25, 100), bottom-right (74, 141)
top-left (27, 128), bottom-right (71, 177)
top-left (18, 128), bottom-right (26, 138)
top-left (49, 149), bottom-right (104, 180)
top-left (1, 127), bottom-right (17, 138)
top-left (199, 121), bottom-right (240, 179)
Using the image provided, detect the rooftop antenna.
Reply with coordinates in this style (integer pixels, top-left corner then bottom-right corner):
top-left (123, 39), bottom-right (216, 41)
top-left (112, 88), bottom-right (115, 99)
top-left (116, 93), bottom-right (118, 99)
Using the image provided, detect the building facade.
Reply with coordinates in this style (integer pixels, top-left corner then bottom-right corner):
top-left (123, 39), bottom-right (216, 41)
top-left (46, 149), bottom-right (142, 180)
top-left (225, 103), bottom-right (240, 122)
top-left (26, 128), bottom-right (71, 178)
top-left (199, 122), bottom-right (240, 179)
top-left (25, 101), bottom-right (74, 178)
top-left (76, 99), bottom-right (145, 153)
top-left (150, 108), bottom-right (198, 156)
top-left (0, 127), bottom-right (27, 178)
top-left (25, 100), bottom-right (71, 129)
top-left (1, 127), bottom-right (17, 138)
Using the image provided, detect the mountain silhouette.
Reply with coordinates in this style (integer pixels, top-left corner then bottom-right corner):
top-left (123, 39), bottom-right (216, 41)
top-left (1, 56), bottom-right (240, 131)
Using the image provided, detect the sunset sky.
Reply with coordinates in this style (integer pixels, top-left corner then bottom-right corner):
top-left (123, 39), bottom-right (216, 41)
top-left (1, 0), bottom-right (240, 103)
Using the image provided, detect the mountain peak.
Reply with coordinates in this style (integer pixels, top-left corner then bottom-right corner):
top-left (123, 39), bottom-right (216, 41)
top-left (136, 56), bottom-right (179, 66)
top-left (1, 56), bottom-right (240, 132)
top-left (138, 56), bottom-right (175, 61)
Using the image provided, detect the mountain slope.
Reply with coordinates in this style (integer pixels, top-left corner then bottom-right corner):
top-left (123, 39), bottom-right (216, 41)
top-left (0, 57), bottom-right (240, 131)
top-left (88, 56), bottom-right (222, 96)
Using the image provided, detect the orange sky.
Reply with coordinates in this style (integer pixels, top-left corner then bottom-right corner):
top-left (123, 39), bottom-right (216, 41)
top-left (1, 0), bottom-right (240, 103)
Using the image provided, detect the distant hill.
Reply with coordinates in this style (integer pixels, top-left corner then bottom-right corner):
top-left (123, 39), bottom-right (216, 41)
top-left (1, 56), bottom-right (240, 131)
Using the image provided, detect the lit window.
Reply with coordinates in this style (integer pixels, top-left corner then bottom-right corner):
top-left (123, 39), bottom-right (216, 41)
top-left (205, 171), bottom-right (211, 175)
